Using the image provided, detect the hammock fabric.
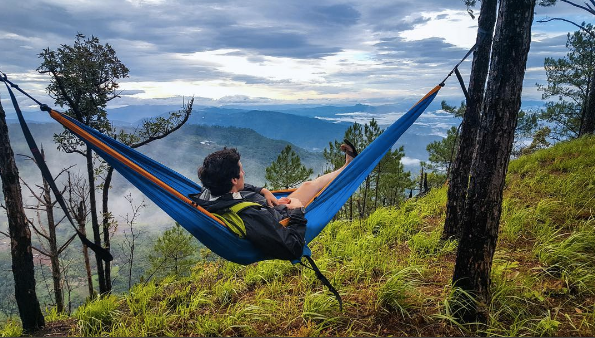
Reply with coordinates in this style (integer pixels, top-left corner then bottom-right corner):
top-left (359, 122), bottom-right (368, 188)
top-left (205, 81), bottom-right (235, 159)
top-left (2, 77), bottom-right (440, 265)
top-left (47, 85), bottom-right (441, 264)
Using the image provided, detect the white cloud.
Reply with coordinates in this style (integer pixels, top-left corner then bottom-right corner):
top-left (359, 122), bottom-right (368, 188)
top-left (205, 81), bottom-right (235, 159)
top-left (399, 10), bottom-right (476, 49)
top-left (401, 156), bottom-right (421, 166)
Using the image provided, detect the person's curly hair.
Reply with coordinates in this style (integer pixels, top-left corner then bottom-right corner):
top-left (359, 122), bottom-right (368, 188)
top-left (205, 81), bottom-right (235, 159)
top-left (198, 148), bottom-right (241, 196)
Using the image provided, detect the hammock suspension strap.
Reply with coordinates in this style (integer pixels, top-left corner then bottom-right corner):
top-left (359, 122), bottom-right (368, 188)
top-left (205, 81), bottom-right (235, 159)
top-left (1, 73), bottom-right (113, 262)
top-left (300, 255), bottom-right (343, 311)
top-left (454, 67), bottom-right (470, 102)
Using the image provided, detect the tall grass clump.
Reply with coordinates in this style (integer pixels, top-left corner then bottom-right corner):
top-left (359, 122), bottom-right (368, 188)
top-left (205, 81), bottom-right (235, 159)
top-left (377, 266), bottom-right (422, 318)
top-left (45, 306), bottom-right (71, 322)
top-left (366, 207), bottom-right (419, 242)
top-left (302, 291), bottom-right (342, 325)
top-left (535, 222), bottom-right (595, 295)
top-left (0, 320), bottom-right (22, 337)
top-left (435, 286), bottom-right (479, 333)
top-left (125, 280), bottom-right (162, 316)
top-left (214, 278), bottom-right (245, 305)
top-left (74, 295), bottom-right (120, 336)
top-left (408, 229), bottom-right (456, 257)
top-left (484, 260), bottom-right (544, 336)
top-left (244, 259), bottom-right (295, 287)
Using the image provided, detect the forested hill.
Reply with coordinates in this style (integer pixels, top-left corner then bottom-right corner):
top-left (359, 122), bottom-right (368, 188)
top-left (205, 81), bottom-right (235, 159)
top-left (0, 121), bottom-right (326, 235)
top-left (2, 121), bottom-right (325, 191)
top-left (11, 136), bottom-right (593, 337)
top-left (186, 108), bottom-right (349, 151)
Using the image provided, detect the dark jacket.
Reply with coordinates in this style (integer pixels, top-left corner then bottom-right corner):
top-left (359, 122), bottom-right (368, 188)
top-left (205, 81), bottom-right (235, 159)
top-left (189, 184), bottom-right (307, 261)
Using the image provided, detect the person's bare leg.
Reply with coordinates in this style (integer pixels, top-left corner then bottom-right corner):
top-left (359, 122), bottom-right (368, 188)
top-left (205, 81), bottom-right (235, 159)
top-left (288, 143), bottom-right (355, 206)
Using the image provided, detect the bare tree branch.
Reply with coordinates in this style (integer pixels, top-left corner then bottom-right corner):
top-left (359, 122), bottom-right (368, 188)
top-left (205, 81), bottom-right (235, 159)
top-left (32, 246), bottom-right (50, 257)
top-left (0, 231), bottom-right (9, 238)
top-left (55, 215), bottom-right (67, 227)
top-left (28, 218), bottom-right (50, 242)
top-left (537, 17), bottom-right (595, 38)
top-left (19, 178), bottom-right (44, 203)
top-left (16, 153), bottom-right (36, 163)
top-left (130, 98), bottom-right (194, 148)
top-left (55, 164), bottom-right (77, 180)
top-left (58, 234), bottom-right (77, 254)
top-left (560, 0), bottom-right (595, 15)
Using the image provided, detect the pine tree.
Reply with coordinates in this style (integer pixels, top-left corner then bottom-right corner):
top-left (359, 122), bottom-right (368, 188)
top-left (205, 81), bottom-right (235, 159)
top-left (148, 223), bottom-right (198, 279)
top-left (265, 145), bottom-right (313, 190)
top-left (537, 24), bottom-right (595, 139)
top-left (426, 126), bottom-right (459, 173)
top-left (443, 0), bottom-right (498, 240)
top-left (38, 33), bottom-right (192, 293)
top-left (452, 0), bottom-right (536, 323)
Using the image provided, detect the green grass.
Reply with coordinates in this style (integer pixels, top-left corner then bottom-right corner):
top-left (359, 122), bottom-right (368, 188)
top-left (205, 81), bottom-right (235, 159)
top-left (0, 319), bottom-right (22, 337)
top-left (4, 136), bottom-right (595, 337)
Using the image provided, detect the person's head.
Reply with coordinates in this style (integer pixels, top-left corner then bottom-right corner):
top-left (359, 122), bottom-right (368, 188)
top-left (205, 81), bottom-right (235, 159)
top-left (198, 147), bottom-right (245, 196)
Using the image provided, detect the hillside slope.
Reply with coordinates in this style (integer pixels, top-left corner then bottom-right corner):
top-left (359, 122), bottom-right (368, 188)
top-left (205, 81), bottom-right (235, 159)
top-left (4, 136), bottom-right (595, 337)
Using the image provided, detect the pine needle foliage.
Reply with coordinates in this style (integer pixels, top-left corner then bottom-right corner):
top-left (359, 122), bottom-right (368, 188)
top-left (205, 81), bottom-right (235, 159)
top-left (265, 145), bottom-right (314, 190)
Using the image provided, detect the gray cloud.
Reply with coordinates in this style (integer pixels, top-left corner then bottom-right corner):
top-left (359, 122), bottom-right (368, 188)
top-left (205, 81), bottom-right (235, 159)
top-left (0, 0), bottom-right (587, 105)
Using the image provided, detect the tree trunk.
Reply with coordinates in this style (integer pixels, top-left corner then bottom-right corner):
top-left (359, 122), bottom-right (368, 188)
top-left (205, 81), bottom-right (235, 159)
top-left (101, 166), bottom-right (114, 293)
top-left (452, 0), bottom-right (536, 324)
top-left (349, 197), bottom-right (353, 221)
top-left (443, 0), bottom-right (498, 240)
top-left (86, 148), bottom-right (107, 294)
top-left (580, 70), bottom-right (595, 135)
top-left (43, 177), bottom-right (64, 313)
top-left (362, 176), bottom-right (370, 217)
top-left (418, 167), bottom-right (423, 195)
top-left (0, 102), bottom-right (45, 333)
top-left (374, 165), bottom-right (381, 211)
top-left (77, 201), bottom-right (95, 298)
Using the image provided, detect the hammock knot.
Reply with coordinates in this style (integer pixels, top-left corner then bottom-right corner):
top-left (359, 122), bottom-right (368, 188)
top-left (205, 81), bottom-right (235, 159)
top-left (40, 104), bottom-right (51, 112)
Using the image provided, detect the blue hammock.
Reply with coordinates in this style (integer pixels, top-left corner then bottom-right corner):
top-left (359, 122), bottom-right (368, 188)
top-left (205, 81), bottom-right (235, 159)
top-left (2, 72), bottom-right (440, 265)
top-left (43, 85), bottom-right (441, 265)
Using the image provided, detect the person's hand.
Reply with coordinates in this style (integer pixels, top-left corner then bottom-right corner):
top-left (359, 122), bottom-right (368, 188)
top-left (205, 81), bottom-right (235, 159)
top-left (285, 197), bottom-right (304, 209)
top-left (277, 197), bottom-right (291, 205)
top-left (261, 188), bottom-right (279, 207)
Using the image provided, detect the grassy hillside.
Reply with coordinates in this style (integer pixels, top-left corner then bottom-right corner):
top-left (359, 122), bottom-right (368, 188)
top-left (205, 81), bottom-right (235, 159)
top-left (2, 136), bottom-right (594, 337)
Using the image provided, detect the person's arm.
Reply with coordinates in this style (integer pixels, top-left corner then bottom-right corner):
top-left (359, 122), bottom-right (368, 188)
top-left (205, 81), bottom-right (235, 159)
top-left (243, 183), bottom-right (279, 207)
top-left (260, 188), bottom-right (279, 207)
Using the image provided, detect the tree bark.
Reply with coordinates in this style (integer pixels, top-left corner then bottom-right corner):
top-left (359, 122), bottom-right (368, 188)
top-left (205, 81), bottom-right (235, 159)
top-left (373, 164), bottom-right (381, 211)
top-left (580, 70), bottom-right (595, 135)
top-left (101, 167), bottom-right (114, 292)
top-left (86, 147), bottom-right (107, 294)
top-left (443, 0), bottom-right (498, 240)
top-left (0, 101), bottom-right (45, 333)
top-left (76, 201), bottom-right (95, 298)
top-left (452, 0), bottom-right (536, 324)
top-left (42, 177), bottom-right (64, 313)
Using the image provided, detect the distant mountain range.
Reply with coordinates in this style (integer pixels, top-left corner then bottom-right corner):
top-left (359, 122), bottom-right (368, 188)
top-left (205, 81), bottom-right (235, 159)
top-left (2, 98), bottom-right (547, 229)
top-left (7, 101), bottom-right (464, 169)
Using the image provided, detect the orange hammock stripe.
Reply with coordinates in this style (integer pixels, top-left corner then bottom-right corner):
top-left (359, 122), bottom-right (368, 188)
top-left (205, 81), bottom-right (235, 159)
top-left (49, 110), bottom-right (227, 227)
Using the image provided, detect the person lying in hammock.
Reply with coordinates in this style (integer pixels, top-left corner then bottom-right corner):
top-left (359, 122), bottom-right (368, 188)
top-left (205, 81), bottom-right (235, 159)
top-left (191, 141), bottom-right (357, 261)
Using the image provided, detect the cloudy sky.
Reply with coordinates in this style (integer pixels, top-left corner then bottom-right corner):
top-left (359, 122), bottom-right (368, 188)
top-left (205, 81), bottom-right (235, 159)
top-left (0, 0), bottom-right (592, 109)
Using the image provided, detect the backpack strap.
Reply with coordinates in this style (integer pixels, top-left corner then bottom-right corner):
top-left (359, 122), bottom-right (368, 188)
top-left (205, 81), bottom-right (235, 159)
top-left (213, 201), bottom-right (261, 238)
top-left (229, 201), bottom-right (262, 213)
